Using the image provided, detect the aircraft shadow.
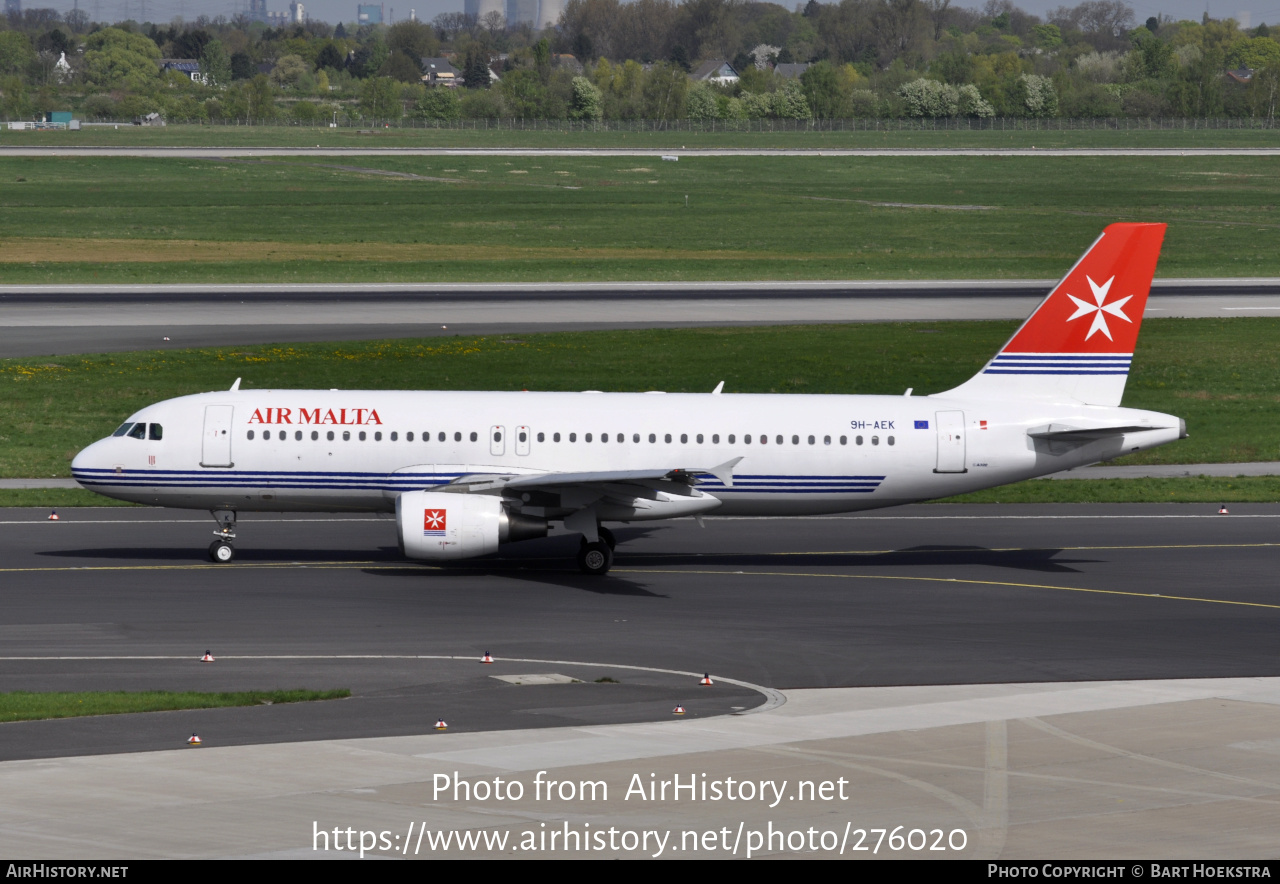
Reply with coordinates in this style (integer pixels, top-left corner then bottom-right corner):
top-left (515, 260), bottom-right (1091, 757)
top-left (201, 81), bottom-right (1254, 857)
top-left (611, 545), bottom-right (1094, 574)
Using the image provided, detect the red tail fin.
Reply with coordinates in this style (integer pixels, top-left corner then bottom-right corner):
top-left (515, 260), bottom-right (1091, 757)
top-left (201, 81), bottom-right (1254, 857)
top-left (940, 223), bottom-right (1166, 407)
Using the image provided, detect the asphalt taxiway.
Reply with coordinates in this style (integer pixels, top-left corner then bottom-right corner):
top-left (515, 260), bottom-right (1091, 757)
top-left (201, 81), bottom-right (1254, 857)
top-left (3, 503), bottom-right (1279, 761)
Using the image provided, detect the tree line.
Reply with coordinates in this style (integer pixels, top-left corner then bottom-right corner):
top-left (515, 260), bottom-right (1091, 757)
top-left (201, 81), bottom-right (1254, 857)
top-left (1, 0), bottom-right (1278, 124)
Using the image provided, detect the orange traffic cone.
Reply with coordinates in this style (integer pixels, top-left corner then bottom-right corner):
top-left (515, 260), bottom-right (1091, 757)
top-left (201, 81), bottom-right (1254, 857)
top-left (200, 651), bottom-right (215, 662)
top-left (435, 718), bottom-right (448, 730)
top-left (481, 652), bottom-right (494, 664)
top-left (48, 510), bottom-right (59, 521)
top-left (187, 733), bottom-right (202, 745)
top-left (673, 705), bottom-right (686, 715)
top-left (699, 673), bottom-right (713, 686)
top-left (1219, 504), bottom-right (1230, 514)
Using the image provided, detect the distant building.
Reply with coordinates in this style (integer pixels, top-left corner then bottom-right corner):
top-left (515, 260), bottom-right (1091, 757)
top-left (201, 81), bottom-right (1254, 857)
top-left (465, 0), bottom-right (503, 23)
top-left (159, 58), bottom-right (207, 84)
top-left (536, 0), bottom-right (562, 28)
top-left (248, 0), bottom-right (267, 22)
top-left (3, 0), bottom-right (20, 17)
top-left (357, 3), bottom-right (383, 23)
top-left (1226, 67), bottom-right (1254, 84)
top-left (691, 59), bottom-right (739, 85)
top-left (773, 63), bottom-right (810, 79)
top-left (506, 0), bottom-right (537, 26)
top-left (421, 56), bottom-right (460, 86)
top-left (290, 1), bottom-right (305, 23)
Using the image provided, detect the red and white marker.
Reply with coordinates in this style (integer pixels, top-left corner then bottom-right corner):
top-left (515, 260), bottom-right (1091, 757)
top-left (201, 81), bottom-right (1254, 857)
top-left (187, 734), bottom-right (202, 745)
top-left (200, 651), bottom-right (215, 662)
top-left (481, 652), bottom-right (494, 664)
top-left (699, 673), bottom-right (714, 686)
top-left (47, 510), bottom-right (59, 521)
top-left (1219, 504), bottom-right (1230, 514)
top-left (435, 718), bottom-right (448, 730)
top-left (672, 705), bottom-right (686, 715)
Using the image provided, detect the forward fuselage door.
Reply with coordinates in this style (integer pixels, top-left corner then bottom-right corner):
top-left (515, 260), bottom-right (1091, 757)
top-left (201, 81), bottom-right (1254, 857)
top-left (490, 425), bottom-right (505, 457)
top-left (201, 405), bottom-right (234, 467)
top-left (515, 426), bottom-right (531, 456)
top-left (934, 410), bottom-right (967, 473)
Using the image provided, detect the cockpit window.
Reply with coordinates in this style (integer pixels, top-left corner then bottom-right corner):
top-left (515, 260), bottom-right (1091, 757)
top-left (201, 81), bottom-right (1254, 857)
top-left (112, 422), bottom-right (134, 437)
top-left (148, 424), bottom-right (163, 441)
top-left (126, 423), bottom-right (147, 440)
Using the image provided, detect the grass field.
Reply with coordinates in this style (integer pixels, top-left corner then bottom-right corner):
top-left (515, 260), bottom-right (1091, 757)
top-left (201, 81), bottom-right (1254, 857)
top-left (3, 320), bottom-right (1276, 482)
top-left (0, 689), bottom-right (351, 722)
top-left (1, 154), bottom-right (1278, 283)
top-left (4, 123), bottom-right (1280, 149)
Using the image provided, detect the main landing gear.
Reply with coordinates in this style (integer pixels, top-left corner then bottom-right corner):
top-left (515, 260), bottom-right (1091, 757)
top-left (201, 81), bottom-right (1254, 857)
top-left (577, 526), bottom-right (617, 576)
top-left (208, 510), bottom-right (237, 563)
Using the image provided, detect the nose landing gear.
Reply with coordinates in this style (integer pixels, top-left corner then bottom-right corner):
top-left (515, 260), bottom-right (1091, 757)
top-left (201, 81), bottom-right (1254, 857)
top-left (208, 509), bottom-right (237, 563)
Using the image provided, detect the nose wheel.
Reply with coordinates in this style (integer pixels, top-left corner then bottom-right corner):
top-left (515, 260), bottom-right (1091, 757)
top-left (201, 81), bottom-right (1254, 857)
top-left (208, 539), bottom-right (235, 563)
top-left (208, 509), bottom-right (237, 564)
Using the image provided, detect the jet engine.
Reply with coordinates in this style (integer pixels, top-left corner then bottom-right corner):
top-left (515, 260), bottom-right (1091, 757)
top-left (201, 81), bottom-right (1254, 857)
top-left (396, 490), bottom-right (547, 561)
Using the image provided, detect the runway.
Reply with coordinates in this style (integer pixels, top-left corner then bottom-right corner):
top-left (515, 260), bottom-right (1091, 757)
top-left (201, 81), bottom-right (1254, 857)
top-left (4, 503), bottom-right (1279, 762)
top-left (4, 279), bottom-right (1280, 357)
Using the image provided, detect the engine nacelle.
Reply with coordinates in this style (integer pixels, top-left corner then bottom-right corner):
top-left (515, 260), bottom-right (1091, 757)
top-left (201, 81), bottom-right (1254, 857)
top-left (396, 490), bottom-right (546, 561)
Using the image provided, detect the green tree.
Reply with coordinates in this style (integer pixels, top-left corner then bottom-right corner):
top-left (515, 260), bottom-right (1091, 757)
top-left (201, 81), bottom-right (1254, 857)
top-left (569, 75), bottom-right (603, 120)
top-left (247, 74), bottom-right (276, 119)
top-left (199, 38), bottom-right (232, 88)
top-left (270, 54), bottom-right (310, 89)
top-left (800, 60), bottom-right (843, 119)
top-left (1228, 36), bottom-right (1280, 70)
top-left (0, 32), bottom-right (34, 77)
top-left (379, 51), bottom-right (423, 83)
top-left (360, 75), bottom-right (401, 119)
top-left (387, 20), bottom-right (438, 62)
top-left (462, 43), bottom-right (491, 88)
top-left (685, 80), bottom-right (719, 120)
top-left (415, 87), bottom-right (461, 120)
top-left (499, 69), bottom-right (549, 117)
top-left (0, 75), bottom-right (30, 119)
top-left (81, 27), bottom-right (162, 91)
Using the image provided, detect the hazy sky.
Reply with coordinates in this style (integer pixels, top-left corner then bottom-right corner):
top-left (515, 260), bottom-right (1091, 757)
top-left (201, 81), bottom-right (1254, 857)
top-left (31, 0), bottom-right (1280, 36)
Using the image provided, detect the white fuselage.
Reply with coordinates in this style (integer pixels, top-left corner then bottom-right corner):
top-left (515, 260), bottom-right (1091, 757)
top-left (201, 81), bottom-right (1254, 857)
top-left (71, 389), bottom-right (1184, 517)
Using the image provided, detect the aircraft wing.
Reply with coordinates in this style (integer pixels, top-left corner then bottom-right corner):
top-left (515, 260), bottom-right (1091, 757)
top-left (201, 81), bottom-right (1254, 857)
top-left (437, 457), bottom-right (743, 493)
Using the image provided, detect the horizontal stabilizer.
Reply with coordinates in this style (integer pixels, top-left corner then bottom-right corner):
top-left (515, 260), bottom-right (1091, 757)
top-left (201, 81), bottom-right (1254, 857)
top-left (1028, 423), bottom-right (1171, 440)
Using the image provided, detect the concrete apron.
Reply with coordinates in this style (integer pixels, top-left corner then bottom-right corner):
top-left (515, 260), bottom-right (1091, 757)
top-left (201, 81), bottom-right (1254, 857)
top-left (3, 677), bottom-right (1280, 859)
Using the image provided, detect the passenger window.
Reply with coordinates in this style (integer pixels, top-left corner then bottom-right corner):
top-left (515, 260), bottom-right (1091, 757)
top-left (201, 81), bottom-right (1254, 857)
top-left (312, 431), bottom-right (319, 441)
top-left (127, 423), bottom-right (147, 440)
top-left (343, 431), bottom-right (351, 441)
top-left (888, 436), bottom-right (895, 446)
top-left (696, 434), bottom-right (704, 444)
top-left (712, 434), bottom-right (720, 444)
top-left (600, 433), bottom-right (608, 443)
top-left (247, 430), bottom-right (255, 440)
top-left (359, 431), bottom-right (367, 441)
top-left (776, 435), bottom-right (783, 445)
top-left (808, 435), bottom-right (815, 445)
top-left (553, 432), bottom-right (561, 442)
top-left (825, 435), bottom-right (832, 445)
top-left (633, 433), bottom-right (640, 443)
top-left (761, 435), bottom-right (768, 445)
top-left (519, 430), bottom-right (528, 442)
top-left (744, 435), bottom-right (752, 444)
top-left (586, 433), bottom-right (594, 442)
top-left (617, 433), bottom-right (624, 443)
top-left (112, 423), bottom-right (133, 437)
top-left (493, 430), bottom-right (502, 442)
top-left (649, 433), bottom-right (656, 443)
top-left (374, 432), bottom-right (382, 441)
top-left (569, 433), bottom-right (577, 442)
top-left (390, 432), bottom-right (397, 441)
top-left (680, 434), bottom-right (688, 443)
top-left (295, 430), bottom-right (302, 441)
top-left (792, 435), bottom-right (799, 445)
top-left (728, 434), bottom-right (735, 443)
top-left (871, 436), bottom-right (878, 445)
top-left (470, 431), bottom-right (478, 442)
top-left (327, 430), bottom-right (335, 441)
top-left (856, 435), bottom-right (862, 445)
top-left (664, 434), bottom-right (672, 443)
top-left (149, 424), bottom-right (163, 441)
top-left (841, 436), bottom-right (848, 445)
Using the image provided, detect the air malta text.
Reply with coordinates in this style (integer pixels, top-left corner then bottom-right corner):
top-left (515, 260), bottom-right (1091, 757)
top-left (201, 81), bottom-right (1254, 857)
top-left (248, 408), bottom-right (384, 426)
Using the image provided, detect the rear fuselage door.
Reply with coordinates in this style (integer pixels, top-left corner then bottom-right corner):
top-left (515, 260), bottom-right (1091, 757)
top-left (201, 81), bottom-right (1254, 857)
top-left (934, 410), bottom-right (967, 473)
top-left (201, 405), bottom-right (234, 467)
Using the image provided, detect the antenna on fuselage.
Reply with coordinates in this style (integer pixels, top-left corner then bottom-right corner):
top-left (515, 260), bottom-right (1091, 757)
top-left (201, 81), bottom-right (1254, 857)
top-left (229, 378), bottom-right (241, 392)
top-left (711, 381), bottom-right (724, 395)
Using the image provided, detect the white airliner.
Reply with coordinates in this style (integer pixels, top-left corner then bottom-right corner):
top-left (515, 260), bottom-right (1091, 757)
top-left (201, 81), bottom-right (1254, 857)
top-left (72, 223), bottom-right (1184, 575)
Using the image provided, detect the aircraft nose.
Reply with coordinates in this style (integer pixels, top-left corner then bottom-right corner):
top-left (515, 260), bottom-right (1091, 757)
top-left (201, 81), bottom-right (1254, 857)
top-left (71, 439), bottom-right (106, 482)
